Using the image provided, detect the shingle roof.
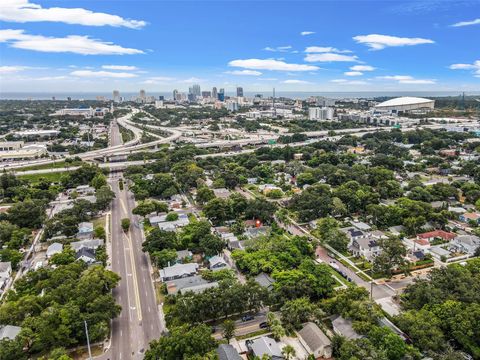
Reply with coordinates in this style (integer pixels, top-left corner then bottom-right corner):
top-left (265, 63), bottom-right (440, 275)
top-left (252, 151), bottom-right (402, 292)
top-left (0, 325), bottom-right (21, 340)
top-left (216, 344), bottom-right (242, 360)
top-left (298, 322), bottom-right (331, 352)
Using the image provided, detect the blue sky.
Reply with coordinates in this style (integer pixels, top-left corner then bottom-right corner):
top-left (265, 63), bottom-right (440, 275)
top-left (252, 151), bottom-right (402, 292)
top-left (0, 0), bottom-right (479, 93)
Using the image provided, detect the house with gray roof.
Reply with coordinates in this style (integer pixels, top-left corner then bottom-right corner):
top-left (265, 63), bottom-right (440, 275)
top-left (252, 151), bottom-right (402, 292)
top-left (46, 242), bottom-right (63, 258)
top-left (75, 248), bottom-right (97, 264)
top-left (254, 273), bottom-right (275, 290)
top-left (0, 325), bottom-right (21, 340)
top-left (71, 238), bottom-right (104, 252)
top-left (298, 322), bottom-right (332, 359)
top-left (159, 262), bottom-right (198, 282)
top-left (247, 336), bottom-right (283, 359)
top-left (166, 275), bottom-right (218, 295)
top-left (216, 344), bottom-right (242, 360)
top-left (77, 222), bottom-right (94, 239)
top-left (208, 255), bottom-right (229, 271)
top-left (448, 235), bottom-right (480, 255)
top-left (0, 262), bottom-right (12, 279)
top-left (332, 316), bottom-right (361, 340)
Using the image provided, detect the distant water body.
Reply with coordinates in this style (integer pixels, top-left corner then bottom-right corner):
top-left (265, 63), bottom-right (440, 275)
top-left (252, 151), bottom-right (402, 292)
top-left (1, 91), bottom-right (478, 101)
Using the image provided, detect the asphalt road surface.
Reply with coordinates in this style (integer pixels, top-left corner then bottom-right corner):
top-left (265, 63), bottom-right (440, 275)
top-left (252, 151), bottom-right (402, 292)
top-left (96, 120), bottom-right (162, 360)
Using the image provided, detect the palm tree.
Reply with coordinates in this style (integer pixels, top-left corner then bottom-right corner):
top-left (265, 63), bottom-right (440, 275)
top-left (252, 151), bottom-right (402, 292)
top-left (282, 345), bottom-right (296, 360)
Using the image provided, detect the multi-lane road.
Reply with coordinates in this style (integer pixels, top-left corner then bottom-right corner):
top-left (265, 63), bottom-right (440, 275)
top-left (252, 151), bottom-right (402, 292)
top-left (97, 120), bottom-right (163, 360)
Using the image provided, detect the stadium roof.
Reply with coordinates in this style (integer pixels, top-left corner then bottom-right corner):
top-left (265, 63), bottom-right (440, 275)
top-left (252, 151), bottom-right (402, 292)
top-left (376, 97), bottom-right (433, 108)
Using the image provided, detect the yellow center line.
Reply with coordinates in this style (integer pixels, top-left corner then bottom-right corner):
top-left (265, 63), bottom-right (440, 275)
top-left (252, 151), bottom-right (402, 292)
top-left (119, 195), bottom-right (142, 322)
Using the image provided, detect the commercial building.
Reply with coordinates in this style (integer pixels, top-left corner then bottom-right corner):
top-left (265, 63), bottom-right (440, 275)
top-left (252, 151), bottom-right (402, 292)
top-left (0, 144), bottom-right (47, 161)
top-left (236, 86), bottom-right (244, 97)
top-left (212, 87), bottom-right (218, 100)
top-left (0, 141), bottom-right (24, 151)
top-left (375, 97), bottom-right (434, 113)
top-left (226, 101), bottom-right (239, 112)
top-left (309, 107), bottom-right (334, 120)
top-left (113, 90), bottom-right (120, 103)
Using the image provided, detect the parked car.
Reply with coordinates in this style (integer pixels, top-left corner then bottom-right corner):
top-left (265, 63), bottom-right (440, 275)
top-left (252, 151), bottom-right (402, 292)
top-left (242, 315), bottom-right (255, 322)
top-left (259, 322), bottom-right (268, 329)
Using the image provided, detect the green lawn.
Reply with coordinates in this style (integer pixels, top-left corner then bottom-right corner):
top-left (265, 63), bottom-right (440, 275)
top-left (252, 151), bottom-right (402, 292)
top-left (17, 172), bottom-right (66, 183)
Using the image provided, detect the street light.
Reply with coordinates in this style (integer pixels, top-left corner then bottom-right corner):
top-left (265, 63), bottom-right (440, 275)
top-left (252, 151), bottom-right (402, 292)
top-left (84, 320), bottom-right (92, 360)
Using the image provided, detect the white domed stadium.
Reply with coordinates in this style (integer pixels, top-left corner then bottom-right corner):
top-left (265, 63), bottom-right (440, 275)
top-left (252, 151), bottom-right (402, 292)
top-left (375, 97), bottom-right (435, 112)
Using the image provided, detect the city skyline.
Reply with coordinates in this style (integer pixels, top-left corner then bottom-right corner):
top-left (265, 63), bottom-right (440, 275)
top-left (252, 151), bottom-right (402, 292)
top-left (0, 0), bottom-right (479, 93)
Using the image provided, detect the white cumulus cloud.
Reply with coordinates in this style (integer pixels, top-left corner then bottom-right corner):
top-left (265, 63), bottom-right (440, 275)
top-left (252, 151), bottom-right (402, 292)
top-left (228, 59), bottom-right (318, 71)
top-left (0, 65), bottom-right (27, 74)
top-left (305, 46), bottom-right (352, 53)
top-left (283, 79), bottom-right (310, 84)
top-left (353, 34), bottom-right (434, 50)
top-left (378, 75), bottom-right (436, 84)
top-left (449, 60), bottom-right (480, 77)
top-left (301, 31), bottom-right (315, 36)
top-left (71, 70), bottom-right (138, 78)
top-left (304, 53), bottom-right (359, 62)
top-left (102, 65), bottom-right (138, 70)
top-left (350, 65), bottom-right (375, 71)
top-left (264, 45), bottom-right (292, 52)
top-left (225, 70), bottom-right (262, 76)
top-left (0, 29), bottom-right (144, 55)
top-left (331, 79), bottom-right (368, 85)
top-left (0, 0), bottom-right (146, 28)
top-left (344, 71), bottom-right (363, 76)
top-left (451, 18), bottom-right (480, 27)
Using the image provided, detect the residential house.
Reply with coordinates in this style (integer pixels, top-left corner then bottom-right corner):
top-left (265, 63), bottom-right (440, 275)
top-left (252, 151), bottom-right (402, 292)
top-left (0, 262), bottom-right (12, 279)
top-left (70, 239), bottom-right (104, 252)
top-left (46, 242), bottom-right (63, 259)
top-left (332, 316), bottom-right (362, 340)
top-left (351, 221), bottom-right (371, 231)
top-left (216, 344), bottom-right (242, 360)
top-left (247, 336), bottom-right (283, 360)
top-left (175, 250), bottom-right (193, 263)
top-left (460, 212), bottom-right (480, 224)
top-left (417, 230), bottom-right (456, 243)
top-left (166, 275), bottom-right (218, 295)
top-left (159, 263), bottom-right (198, 282)
top-left (208, 255), bottom-right (229, 271)
top-left (75, 185), bottom-right (95, 196)
top-left (75, 248), bottom-right (97, 264)
top-left (244, 226), bottom-right (270, 239)
top-left (77, 222), bottom-right (94, 239)
top-left (349, 236), bottom-right (382, 261)
top-left (254, 273), bottom-right (276, 291)
top-left (213, 188), bottom-right (231, 199)
top-left (247, 178), bottom-right (258, 185)
top-left (298, 322), bottom-right (332, 359)
top-left (448, 235), bottom-right (480, 256)
top-left (0, 325), bottom-right (21, 340)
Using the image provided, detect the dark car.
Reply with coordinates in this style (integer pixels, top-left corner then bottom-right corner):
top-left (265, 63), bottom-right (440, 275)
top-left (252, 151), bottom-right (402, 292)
top-left (259, 322), bottom-right (268, 329)
top-left (242, 315), bottom-right (255, 322)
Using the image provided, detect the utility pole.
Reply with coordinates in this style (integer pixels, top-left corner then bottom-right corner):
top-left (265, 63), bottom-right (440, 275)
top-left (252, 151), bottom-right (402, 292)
top-left (84, 320), bottom-right (92, 360)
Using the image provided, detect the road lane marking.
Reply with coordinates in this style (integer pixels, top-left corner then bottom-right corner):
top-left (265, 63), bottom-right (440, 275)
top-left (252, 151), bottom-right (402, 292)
top-left (123, 232), bottom-right (142, 322)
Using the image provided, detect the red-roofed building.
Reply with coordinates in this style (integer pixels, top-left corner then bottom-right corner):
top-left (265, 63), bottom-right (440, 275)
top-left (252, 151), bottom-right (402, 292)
top-left (417, 230), bottom-right (456, 242)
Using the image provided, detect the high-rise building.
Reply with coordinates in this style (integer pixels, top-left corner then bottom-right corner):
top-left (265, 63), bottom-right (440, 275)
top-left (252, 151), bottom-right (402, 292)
top-left (236, 87), bottom-right (244, 97)
top-left (189, 84), bottom-right (201, 97)
top-left (139, 89), bottom-right (146, 100)
top-left (212, 87), bottom-right (218, 100)
top-left (173, 89), bottom-right (179, 101)
top-left (158, 95), bottom-right (165, 101)
top-left (202, 91), bottom-right (212, 98)
top-left (226, 101), bottom-right (239, 112)
top-left (308, 107), bottom-right (334, 120)
top-left (216, 88), bottom-right (224, 101)
top-left (113, 90), bottom-right (120, 103)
